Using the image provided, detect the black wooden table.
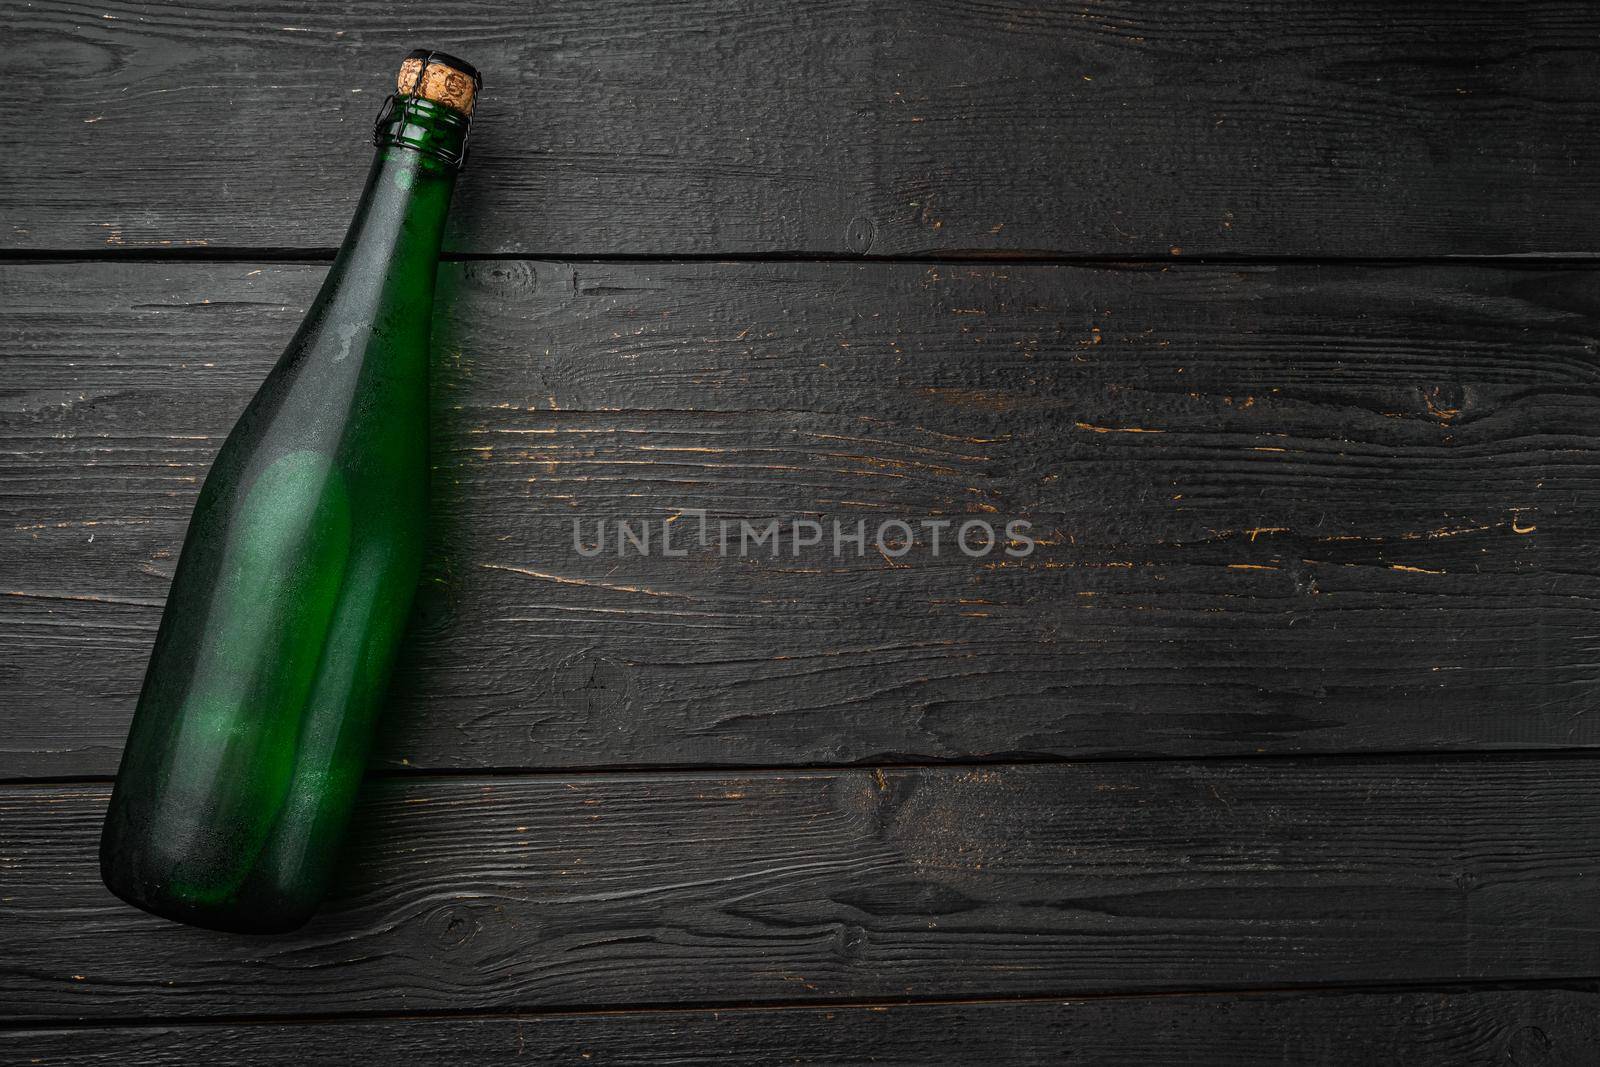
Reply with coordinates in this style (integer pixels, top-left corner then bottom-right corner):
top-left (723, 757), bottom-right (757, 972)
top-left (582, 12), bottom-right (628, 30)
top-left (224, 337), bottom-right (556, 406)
top-left (5, 3), bottom-right (1600, 1062)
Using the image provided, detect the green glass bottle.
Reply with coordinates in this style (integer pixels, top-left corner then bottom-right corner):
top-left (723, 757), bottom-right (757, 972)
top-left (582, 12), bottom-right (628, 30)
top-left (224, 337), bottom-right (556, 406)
top-left (100, 50), bottom-right (481, 933)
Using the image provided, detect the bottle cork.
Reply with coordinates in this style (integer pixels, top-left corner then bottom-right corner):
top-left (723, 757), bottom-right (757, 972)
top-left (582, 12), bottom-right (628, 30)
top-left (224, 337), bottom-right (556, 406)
top-left (397, 49), bottom-right (481, 117)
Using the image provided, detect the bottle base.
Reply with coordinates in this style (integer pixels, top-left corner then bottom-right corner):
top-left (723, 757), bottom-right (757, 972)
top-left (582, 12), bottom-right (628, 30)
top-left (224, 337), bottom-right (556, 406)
top-left (101, 867), bottom-right (315, 935)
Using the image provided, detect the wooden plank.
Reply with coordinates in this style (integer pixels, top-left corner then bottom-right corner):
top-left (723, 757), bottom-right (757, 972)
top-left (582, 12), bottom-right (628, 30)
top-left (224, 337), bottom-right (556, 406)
top-left (6, 1), bottom-right (1600, 256)
top-left (7, 988), bottom-right (1599, 1064)
top-left (6, 260), bottom-right (1600, 777)
top-left (3, 759), bottom-right (1599, 1018)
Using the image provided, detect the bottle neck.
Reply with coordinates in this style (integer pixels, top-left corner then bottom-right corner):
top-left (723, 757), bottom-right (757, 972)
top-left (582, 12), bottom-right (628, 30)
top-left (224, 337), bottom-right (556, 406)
top-left (317, 96), bottom-right (466, 335)
top-left (374, 94), bottom-right (471, 171)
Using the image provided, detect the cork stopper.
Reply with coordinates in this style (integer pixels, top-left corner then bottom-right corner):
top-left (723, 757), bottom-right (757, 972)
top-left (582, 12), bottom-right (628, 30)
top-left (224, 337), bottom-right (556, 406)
top-left (397, 49), bottom-right (480, 117)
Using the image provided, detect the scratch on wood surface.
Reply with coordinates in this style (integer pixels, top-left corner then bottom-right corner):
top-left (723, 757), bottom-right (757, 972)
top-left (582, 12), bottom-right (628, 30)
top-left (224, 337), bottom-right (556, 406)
top-left (1074, 422), bottom-right (1165, 434)
top-left (481, 562), bottom-right (694, 599)
top-left (919, 387), bottom-right (1021, 413)
top-left (6, 589), bottom-right (164, 608)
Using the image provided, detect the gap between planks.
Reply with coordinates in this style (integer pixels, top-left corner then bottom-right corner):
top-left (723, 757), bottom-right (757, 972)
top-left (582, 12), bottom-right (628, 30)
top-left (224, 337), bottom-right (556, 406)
top-left (3, 976), bottom-right (1596, 1034)
top-left (6, 249), bottom-right (1600, 268)
top-left (9, 744), bottom-right (1600, 789)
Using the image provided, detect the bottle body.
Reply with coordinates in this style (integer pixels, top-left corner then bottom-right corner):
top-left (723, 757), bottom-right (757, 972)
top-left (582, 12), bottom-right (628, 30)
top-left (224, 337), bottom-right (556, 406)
top-left (101, 90), bottom-right (468, 933)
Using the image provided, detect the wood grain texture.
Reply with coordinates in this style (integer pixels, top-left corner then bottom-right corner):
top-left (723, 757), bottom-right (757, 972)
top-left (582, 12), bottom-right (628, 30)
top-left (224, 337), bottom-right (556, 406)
top-left (8, 988), bottom-right (1599, 1065)
top-left (3, 759), bottom-right (1600, 1019)
top-left (6, 260), bottom-right (1600, 777)
top-left (6, 1), bottom-right (1600, 256)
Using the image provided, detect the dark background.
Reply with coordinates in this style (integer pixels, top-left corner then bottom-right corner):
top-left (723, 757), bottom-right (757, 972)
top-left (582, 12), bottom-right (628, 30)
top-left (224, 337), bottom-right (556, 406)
top-left (5, 1), bottom-right (1600, 1062)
